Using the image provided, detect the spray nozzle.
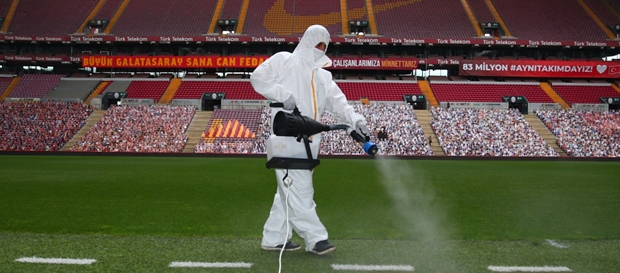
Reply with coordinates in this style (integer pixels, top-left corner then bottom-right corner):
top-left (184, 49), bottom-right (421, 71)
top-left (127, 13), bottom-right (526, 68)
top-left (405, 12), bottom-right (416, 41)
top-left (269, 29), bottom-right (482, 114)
top-left (347, 128), bottom-right (379, 156)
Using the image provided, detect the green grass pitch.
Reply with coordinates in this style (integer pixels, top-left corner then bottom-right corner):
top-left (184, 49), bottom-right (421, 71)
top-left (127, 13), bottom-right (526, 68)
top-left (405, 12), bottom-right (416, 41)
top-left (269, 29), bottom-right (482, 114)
top-left (0, 155), bottom-right (619, 272)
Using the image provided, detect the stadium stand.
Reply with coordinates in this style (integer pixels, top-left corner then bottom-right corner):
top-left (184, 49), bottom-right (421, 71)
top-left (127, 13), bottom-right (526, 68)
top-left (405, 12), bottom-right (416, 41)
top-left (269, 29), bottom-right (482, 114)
top-left (551, 84), bottom-right (620, 105)
top-left (123, 80), bottom-right (169, 101)
top-left (285, 0), bottom-right (341, 35)
top-left (70, 105), bottom-right (195, 153)
top-left (176, 80), bottom-right (421, 101)
top-left (537, 109), bottom-right (620, 157)
top-left (93, 0), bottom-right (124, 21)
top-left (373, 0), bottom-right (475, 38)
top-left (0, 77), bottom-right (12, 95)
top-left (584, 0), bottom-right (620, 29)
top-left (337, 82), bottom-right (422, 101)
top-left (174, 80), bottom-right (263, 100)
top-left (492, 0), bottom-right (607, 41)
top-left (243, 0), bottom-right (341, 36)
top-left (347, 0), bottom-right (369, 23)
top-left (467, 0), bottom-right (496, 24)
top-left (109, 0), bottom-right (217, 36)
top-left (8, 0), bottom-right (98, 36)
top-left (42, 79), bottom-right (101, 102)
top-left (0, 101), bottom-right (93, 151)
top-left (431, 82), bottom-right (555, 103)
top-left (431, 107), bottom-right (559, 157)
top-left (0, 0), bottom-right (12, 18)
top-left (219, 0), bottom-right (243, 22)
top-left (196, 103), bottom-right (432, 156)
top-left (8, 74), bottom-right (64, 99)
top-left (320, 103), bottom-right (433, 156)
top-left (194, 108), bottom-right (262, 153)
top-left (100, 81), bottom-right (130, 95)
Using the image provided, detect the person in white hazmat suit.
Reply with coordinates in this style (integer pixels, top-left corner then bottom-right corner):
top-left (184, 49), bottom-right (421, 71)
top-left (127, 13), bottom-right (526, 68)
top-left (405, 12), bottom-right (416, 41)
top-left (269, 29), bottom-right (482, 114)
top-left (250, 25), bottom-right (371, 255)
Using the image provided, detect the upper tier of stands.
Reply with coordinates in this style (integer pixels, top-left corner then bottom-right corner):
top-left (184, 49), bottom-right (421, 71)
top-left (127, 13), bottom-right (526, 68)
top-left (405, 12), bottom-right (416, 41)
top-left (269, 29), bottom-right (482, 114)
top-left (584, 0), bottom-right (620, 30)
top-left (373, 0), bottom-right (475, 38)
top-left (2, 0), bottom-right (617, 41)
top-left (220, 0), bottom-right (243, 21)
top-left (244, 0), bottom-right (341, 36)
top-left (8, 0), bottom-right (98, 36)
top-left (467, 0), bottom-right (496, 24)
top-left (111, 0), bottom-right (217, 36)
top-left (95, 0), bottom-right (124, 20)
top-left (493, 0), bottom-right (609, 41)
top-left (0, 0), bottom-right (12, 18)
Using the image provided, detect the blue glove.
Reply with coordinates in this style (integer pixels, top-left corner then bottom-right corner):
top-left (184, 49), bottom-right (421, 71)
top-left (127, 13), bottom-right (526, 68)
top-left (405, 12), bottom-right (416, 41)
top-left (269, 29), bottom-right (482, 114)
top-left (283, 95), bottom-right (296, 110)
top-left (355, 121), bottom-right (370, 138)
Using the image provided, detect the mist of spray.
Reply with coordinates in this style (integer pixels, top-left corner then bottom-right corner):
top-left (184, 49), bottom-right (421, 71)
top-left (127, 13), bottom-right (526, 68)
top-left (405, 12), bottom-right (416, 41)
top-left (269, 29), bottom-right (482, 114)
top-left (374, 155), bottom-right (458, 271)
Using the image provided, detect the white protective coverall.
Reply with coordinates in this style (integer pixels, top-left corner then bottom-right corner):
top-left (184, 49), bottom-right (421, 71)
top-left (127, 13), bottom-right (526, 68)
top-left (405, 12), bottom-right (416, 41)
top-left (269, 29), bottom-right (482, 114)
top-left (250, 25), bottom-right (367, 251)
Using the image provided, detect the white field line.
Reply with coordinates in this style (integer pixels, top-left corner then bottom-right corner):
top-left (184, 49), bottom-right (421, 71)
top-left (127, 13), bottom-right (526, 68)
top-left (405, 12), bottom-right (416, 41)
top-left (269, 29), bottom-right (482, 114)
top-left (15, 257), bottom-right (96, 265)
top-left (332, 264), bottom-right (414, 271)
top-left (488, 266), bottom-right (572, 272)
top-left (169, 261), bottom-right (252, 268)
top-left (546, 239), bottom-right (569, 249)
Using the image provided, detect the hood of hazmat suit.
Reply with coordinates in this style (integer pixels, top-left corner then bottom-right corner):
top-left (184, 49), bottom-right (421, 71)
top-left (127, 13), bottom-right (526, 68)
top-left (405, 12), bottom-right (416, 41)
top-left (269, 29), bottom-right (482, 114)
top-left (251, 25), bottom-right (366, 158)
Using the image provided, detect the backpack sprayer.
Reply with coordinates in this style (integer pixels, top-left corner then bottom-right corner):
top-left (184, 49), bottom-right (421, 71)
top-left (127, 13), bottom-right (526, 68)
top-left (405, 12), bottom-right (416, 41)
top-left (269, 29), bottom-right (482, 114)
top-left (266, 105), bottom-right (377, 171)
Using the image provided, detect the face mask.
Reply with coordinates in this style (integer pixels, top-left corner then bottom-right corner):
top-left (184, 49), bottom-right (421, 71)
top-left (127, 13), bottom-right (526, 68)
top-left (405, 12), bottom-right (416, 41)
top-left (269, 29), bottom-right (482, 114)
top-left (312, 47), bottom-right (325, 62)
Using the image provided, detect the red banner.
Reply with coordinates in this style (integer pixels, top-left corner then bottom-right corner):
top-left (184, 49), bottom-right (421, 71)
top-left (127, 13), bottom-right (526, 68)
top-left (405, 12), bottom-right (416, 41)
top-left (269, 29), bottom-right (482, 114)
top-left (1, 34), bottom-right (619, 48)
top-left (80, 55), bottom-right (421, 69)
top-left (331, 58), bottom-right (418, 70)
top-left (81, 56), bottom-right (268, 68)
top-left (459, 60), bottom-right (620, 78)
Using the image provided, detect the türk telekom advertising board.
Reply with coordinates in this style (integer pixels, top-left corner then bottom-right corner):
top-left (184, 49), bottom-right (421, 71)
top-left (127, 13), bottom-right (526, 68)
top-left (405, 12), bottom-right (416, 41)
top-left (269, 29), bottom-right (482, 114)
top-left (459, 60), bottom-right (620, 78)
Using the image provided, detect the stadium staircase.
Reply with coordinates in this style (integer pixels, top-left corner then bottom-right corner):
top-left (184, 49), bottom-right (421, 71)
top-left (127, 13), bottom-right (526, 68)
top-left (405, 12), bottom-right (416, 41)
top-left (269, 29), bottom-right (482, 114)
top-left (0, 0), bottom-right (18, 32)
top-left (235, 0), bottom-right (250, 33)
top-left (61, 110), bottom-right (105, 151)
top-left (417, 80), bottom-right (439, 107)
top-left (158, 78), bottom-right (181, 104)
top-left (460, 0), bottom-right (484, 37)
top-left (76, 0), bottom-right (107, 33)
top-left (364, 0), bottom-right (378, 34)
top-left (484, 0), bottom-right (512, 37)
top-left (577, 0), bottom-right (616, 40)
top-left (104, 0), bottom-right (130, 34)
top-left (611, 82), bottom-right (620, 95)
top-left (183, 111), bottom-right (213, 153)
top-left (85, 81), bottom-right (111, 105)
top-left (207, 0), bottom-right (226, 33)
top-left (0, 76), bottom-right (20, 101)
top-left (340, 0), bottom-right (348, 34)
top-left (415, 110), bottom-right (444, 156)
top-left (539, 82), bottom-right (570, 109)
top-left (523, 114), bottom-right (567, 157)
